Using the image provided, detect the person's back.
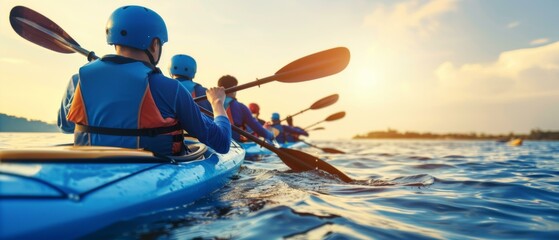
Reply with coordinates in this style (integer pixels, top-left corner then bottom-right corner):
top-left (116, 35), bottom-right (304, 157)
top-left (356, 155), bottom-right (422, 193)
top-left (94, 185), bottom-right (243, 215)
top-left (58, 5), bottom-right (231, 155)
top-left (269, 113), bottom-right (308, 143)
top-left (284, 115), bottom-right (309, 142)
top-left (168, 54), bottom-right (212, 111)
top-left (218, 75), bottom-right (274, 142)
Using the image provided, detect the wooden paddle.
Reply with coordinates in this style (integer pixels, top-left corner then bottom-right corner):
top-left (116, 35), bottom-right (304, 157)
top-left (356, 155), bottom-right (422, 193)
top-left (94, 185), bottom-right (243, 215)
top-left (198, 107), bottom-right (352, 182)
top-left (10, 6), bottom-right (353, 183)
top-left (308, 127), bottom-right (325, 131)
top-left (280, 94), bottom-right (339, 122)
top-left (278, 94), bottom-right (343, 153)
top-left (304, 111), bottom-right (346, 130)
top-left (194, 52), bottom-right (348, 101)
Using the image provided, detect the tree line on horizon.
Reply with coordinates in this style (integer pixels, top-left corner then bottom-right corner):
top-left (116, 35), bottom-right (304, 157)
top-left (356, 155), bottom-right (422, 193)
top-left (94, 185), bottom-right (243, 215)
top-left (353, 128), bottom-right (559, 140)
top-left (0, 113), bottom-right (58, 132)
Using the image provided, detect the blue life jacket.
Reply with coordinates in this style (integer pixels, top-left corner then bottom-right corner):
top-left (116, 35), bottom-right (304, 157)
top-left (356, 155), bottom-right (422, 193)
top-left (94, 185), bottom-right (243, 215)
top-left (67, 59), bottom-right (183, 155)
top-left (177, 78), bottom-right (212, 111)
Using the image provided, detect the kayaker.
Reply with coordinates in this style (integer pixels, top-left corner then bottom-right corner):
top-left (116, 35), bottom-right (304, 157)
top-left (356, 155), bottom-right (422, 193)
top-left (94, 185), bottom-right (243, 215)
top-left (57, 5), bottom-right (231, 155)
top-left (285, 115), bottom-right (309, 142)
top-left (217, 75), bottom-right (275, 143)
top-left (168, 54), bottom-right (212, 111)
top-left (248, 103), bottom-right (266, 125)
top-left (269, 113), bottom-right (308, 143)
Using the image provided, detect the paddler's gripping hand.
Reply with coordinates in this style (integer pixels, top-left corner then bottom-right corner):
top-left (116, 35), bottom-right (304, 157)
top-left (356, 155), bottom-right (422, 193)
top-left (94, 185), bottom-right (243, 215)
top-left (206, 87), bottom-right (227, 117)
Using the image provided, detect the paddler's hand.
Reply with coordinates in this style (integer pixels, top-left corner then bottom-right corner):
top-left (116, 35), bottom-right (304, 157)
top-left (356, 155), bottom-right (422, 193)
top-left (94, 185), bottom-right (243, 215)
top-left (206, 87), bottom-right (227, 117)
top-left (206, 87), bottom-right (225, 106)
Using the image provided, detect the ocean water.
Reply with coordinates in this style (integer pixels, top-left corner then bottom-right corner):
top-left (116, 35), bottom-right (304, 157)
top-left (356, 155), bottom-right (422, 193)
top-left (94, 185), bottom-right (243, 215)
top-left (1, 133), bottom-right (558, 239)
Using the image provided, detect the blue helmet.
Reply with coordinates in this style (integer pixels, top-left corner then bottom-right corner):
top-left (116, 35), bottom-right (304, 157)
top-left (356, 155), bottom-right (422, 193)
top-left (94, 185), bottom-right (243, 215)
top-left (169, 54), bottom-right (197, 79)
top-left (271, 112), bottom-right (280, 121)
top-left (106, 6), bottom-right (168, 50)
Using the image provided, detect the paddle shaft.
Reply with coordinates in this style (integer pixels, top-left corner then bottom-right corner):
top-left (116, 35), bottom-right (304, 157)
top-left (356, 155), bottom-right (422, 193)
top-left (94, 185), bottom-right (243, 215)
top-left (304, 120), bottom-right (324, 130)
top-left (280, 94), bottom-right (339, 122)
top-left (193, 60), bottom-right (338, 102)
top-left (197, 107), bottom-right (315, 169)
top-left (304, 111), bottom-right (345, 130)
top-left (194, 74), bottom-right (276, 102)
top-left (280, 108), bottom-right (309, 122)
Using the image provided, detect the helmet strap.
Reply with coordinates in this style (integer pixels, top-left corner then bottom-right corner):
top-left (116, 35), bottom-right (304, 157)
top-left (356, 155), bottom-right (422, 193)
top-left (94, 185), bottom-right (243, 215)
top-left (144, 40), bottom-right (163, 66)
top-left (144, 50), bottom-right (157, 66)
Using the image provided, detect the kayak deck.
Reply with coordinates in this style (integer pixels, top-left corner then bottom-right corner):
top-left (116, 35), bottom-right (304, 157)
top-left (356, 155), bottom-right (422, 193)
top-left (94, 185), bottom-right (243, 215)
top-left (0, 141), bottom-right (245, 240)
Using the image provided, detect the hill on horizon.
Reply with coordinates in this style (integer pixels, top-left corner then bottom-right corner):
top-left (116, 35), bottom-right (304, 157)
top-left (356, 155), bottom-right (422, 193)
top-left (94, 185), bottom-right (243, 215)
top-left (0, 113), bottom-right (58, 132)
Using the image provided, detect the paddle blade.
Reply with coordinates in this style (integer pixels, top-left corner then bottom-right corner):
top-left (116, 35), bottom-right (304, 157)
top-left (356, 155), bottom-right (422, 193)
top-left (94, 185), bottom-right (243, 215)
top-left (322, 148), bottom-right (346, 154)
top-left (10, 6), bottom-right (79, 54)
top-left (326, 111), bottom-right (345, 121)
top-left (310, 94), bottom-right (339, 110)
top-left (309, 127), bottom-right (325, 131)
top-left (279, 148), bottom-right (352, 183)
top-left (275, 47), bottom-right (350, 83)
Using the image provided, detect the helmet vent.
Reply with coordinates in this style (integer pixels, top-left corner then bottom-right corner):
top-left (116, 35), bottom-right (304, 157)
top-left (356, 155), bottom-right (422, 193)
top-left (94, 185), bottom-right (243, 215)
top-left (120, 30), bottom-right (127, 36)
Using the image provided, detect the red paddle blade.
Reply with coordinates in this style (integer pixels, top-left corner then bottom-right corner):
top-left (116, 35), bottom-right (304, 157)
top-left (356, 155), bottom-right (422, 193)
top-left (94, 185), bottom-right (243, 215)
top-left (10, 6), bottom-right (79, 54)
top-left (310, 94), bottom-right (339, 110)
top-left (322, 148), bottom-right (346, 154)
top-left (326, 111), bottom-right (345, 121)
top-left (275, 47), bottom-right (350, 83)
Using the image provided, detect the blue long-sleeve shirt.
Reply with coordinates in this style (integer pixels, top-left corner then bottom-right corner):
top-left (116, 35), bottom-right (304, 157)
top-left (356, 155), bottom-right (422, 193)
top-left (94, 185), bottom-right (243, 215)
top-left (225, 97), bottom-right (273, 142)
top-left (271, 123), bottom-right (308, 143)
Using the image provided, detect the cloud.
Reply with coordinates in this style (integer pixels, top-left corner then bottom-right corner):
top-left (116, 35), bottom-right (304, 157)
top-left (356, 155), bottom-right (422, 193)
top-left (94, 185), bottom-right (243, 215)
top-left (506, 21), bottom-right (520, 29)
top-left (364, 0), bottom-right (457, 39)
top-left (435, 41), bottom-right (559, 101)
top-left (530, 38), bottom-right (549, 46)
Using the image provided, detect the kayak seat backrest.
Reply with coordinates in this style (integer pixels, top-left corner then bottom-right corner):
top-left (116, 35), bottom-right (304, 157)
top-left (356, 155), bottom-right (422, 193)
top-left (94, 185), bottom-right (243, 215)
top-left (171, 143), bottom-right (207, 162)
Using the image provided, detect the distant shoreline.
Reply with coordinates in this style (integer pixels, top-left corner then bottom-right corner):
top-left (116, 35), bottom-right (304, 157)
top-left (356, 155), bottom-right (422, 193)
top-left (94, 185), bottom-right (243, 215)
top-left (0, 113), bottom-right (58, 132)
top-left (353, 129), bottom-right (559, 141)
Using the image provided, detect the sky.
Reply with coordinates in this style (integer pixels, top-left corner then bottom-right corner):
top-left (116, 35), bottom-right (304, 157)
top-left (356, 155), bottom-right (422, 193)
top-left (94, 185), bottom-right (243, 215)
top-left (1, 0), bottom-right (558, 139)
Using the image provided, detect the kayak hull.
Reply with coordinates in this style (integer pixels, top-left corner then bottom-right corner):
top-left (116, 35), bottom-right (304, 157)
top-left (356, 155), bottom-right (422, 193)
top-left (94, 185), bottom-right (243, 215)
top-left (0, 142), bottom-right (245, 240)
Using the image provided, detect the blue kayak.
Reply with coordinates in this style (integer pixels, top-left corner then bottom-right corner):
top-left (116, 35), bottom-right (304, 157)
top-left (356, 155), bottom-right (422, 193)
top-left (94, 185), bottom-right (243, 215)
top-left (0, 140), bottom-right (245, 240)
top-left (241, 141), bottom-right (308, 159)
